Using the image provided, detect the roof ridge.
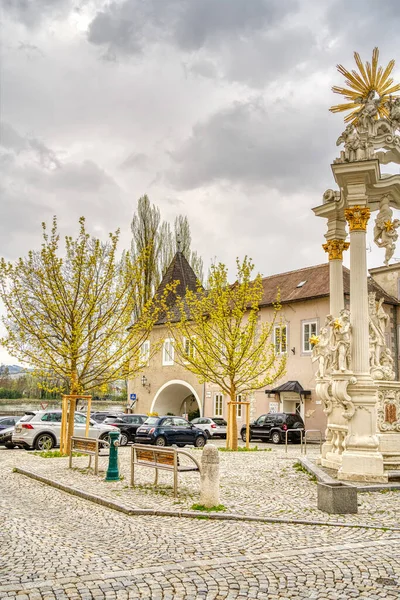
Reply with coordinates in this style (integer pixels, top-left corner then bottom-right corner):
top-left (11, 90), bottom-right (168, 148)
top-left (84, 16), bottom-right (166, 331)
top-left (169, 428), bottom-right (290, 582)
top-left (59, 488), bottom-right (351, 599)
top-left (261, 263), bottom-right (328, 282)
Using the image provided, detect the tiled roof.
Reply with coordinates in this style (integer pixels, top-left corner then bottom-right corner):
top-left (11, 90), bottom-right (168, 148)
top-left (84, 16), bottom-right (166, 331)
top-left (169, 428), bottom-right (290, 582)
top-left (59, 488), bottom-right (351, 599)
top-left (260, 263), bottom-right (399, 306)
top-left (154, 251), bottom-right (200, 324)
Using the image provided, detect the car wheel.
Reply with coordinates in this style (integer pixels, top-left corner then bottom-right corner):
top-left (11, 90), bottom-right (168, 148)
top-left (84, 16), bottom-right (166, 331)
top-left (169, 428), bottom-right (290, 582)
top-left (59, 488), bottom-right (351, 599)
top-left (271, 431), bottom-right (281, 445)
top-left (4, 442), bottom-right (16, 449)
top-left (155, 436), bottom-right (166, 447)
top-left (34, 433), bottom-right (55, 451)
top-left (119, 433), bottom-right (129, 446)
top-left (241, 431), bottom-right (251, 442)
top-left (194, 436), bottom-right (206, 448)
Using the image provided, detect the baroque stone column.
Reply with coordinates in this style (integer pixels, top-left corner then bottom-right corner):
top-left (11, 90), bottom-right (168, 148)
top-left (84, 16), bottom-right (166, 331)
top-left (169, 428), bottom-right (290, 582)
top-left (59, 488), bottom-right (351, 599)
top-left (322, 239), bottom-right (349, 317)
top-left (336, 203), bottom-right (385, 481)
top-left (344, 206), bottom-right (371, 374)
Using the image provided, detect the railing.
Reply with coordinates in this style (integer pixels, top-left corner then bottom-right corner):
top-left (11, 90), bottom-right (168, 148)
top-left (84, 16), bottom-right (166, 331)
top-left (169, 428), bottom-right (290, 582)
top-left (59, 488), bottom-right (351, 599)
top-left (284, 428), bottom-right (323, 455)
top-left (285, 428), bottom-right (304, 454)
top-left (302, 429), bottom-right (322, 455)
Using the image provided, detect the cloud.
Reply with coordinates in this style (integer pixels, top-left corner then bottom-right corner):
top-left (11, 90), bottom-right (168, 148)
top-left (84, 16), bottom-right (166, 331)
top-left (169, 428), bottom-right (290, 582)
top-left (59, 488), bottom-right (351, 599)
top-left (168, 96), bottom-right (336, 193)
top-left (0, 123), bottom-right (125, 260)
top-left (87, 0), bottom-right (298, 74)
top-left (2, 0), bottom-right (73, 28)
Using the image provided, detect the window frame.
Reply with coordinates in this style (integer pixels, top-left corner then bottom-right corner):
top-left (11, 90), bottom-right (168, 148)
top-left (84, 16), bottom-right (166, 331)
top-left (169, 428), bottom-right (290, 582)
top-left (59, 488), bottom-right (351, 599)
top-left (162, 338), bottom-right (175, 366)
top-left (274, 323), bottom-right (288, 355)
top-left (214, 393), bottom-right (223, 417)
top-left (140, 340), bottom-right (150, 366)
top-left (183, 336), bottom-right (196, 362)
top-left (301, 319), bottom-right (319, 355)
top-left (236, 394), bottom-right (242, 418)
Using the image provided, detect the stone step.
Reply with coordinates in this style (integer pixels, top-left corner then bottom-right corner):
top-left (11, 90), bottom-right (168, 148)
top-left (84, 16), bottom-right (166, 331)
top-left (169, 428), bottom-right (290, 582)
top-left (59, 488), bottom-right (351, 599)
top-left (387, 471), bottom-right (400, 481)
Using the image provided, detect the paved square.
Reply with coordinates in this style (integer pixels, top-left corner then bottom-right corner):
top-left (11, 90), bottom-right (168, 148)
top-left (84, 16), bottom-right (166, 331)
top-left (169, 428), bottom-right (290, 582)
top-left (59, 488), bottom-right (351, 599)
top-left (1, 444), bottom-right (400, 599)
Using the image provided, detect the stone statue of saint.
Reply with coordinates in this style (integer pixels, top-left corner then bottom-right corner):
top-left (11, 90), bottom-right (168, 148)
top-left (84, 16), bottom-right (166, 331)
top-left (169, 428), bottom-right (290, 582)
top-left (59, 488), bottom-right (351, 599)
top-left (374, 195), bottom-right (400, 265)
top-left (355, 90), bottom-right (381, 133)
top-left (385, 96), bottom-right (400, 132)
top-left (331, 309), bottom-right (351, 372)
top-left (369, 293), bottom-right (395, 380)
top-left (312, 324), bottom-right (332, 379)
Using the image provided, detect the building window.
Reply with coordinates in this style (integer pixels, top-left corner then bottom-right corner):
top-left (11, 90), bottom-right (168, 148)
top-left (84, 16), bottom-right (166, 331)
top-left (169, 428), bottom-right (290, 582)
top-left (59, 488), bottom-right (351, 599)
top-left (274, 324), bottom-right (287, 354)
top-left (214, 393), bottom-right (223, 416)
top-left (162, 338), bottom-right (174, 366)
top-left (183, 336), bottom-right (196, 361)
top-left (302, 320), bottom-right (318, 353)
top-left (140, 341), bottom-right (150, 365)
top-left (236, 394), bottom-right (242, 417)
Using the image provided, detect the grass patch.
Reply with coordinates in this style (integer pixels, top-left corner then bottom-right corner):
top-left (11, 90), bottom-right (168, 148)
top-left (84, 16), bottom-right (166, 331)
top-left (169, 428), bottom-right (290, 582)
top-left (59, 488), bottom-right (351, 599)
top-left (218, 446), bottom-right (271, 452)
top-left (191, 503), bottom-right (227, 512)
top-left (33, 450), bottom-right (83, 458)
top-left (293, 461), bottom-right (317, 482)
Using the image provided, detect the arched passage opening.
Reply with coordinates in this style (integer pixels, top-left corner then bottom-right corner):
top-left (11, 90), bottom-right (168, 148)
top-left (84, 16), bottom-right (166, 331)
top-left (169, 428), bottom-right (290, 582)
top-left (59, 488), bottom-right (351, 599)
top-left (150, 380), bottom-right (202, 419)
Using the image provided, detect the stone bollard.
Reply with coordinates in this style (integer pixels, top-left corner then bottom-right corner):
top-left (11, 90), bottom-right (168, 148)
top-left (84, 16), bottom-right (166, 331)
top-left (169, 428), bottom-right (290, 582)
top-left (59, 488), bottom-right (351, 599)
top-left (200, 444), bottom-right (220, 508)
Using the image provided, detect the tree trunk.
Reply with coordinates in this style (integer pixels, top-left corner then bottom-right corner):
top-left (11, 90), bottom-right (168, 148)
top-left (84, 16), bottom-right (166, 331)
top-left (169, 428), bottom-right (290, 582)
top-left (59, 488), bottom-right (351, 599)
top-left (229, 387), bottom-right (238, 451)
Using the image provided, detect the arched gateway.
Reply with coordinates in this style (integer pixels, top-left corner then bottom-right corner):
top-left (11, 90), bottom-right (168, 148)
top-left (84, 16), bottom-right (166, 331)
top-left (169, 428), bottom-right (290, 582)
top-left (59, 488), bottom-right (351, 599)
top-left (150, 380), bottom-right (202, 419)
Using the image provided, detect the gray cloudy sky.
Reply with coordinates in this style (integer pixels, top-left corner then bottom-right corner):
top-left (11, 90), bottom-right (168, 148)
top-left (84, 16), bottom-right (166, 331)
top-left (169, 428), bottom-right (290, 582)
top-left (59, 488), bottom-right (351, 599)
top-left (1, 0), bottom-right (400, 364)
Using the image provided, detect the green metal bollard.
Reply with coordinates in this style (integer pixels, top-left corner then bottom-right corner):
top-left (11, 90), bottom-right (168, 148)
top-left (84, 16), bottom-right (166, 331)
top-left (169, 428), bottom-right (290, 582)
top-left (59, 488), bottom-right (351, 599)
top-left (105, 430), bottom-right (120, 481)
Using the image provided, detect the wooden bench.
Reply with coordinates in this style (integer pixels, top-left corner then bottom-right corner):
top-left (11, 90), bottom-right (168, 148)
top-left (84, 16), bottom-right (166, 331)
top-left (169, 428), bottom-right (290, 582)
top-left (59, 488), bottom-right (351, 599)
top-left (131, 444), bottom-right (201, 497)
top-left (69, 436), bottom-right (109, 475)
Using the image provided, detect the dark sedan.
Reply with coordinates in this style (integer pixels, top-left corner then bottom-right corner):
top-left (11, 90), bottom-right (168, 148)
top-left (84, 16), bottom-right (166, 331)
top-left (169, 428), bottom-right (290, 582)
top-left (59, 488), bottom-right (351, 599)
top-left (103, 414), bottom-right (148, 445)
top-left (135, 416), bottom-right (207, 448)
top-left (0, 416), bottom-right (20, 431)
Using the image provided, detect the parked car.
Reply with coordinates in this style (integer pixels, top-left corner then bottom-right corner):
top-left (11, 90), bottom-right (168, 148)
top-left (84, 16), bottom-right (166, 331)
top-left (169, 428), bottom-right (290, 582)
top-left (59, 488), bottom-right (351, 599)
top-left (91, 411), bottom-right (124, 423)
top-left (0, 424), bottom-right (23, 449)
top-left (103, 414), bottom-right (148, 445)
top-left (135, 416), bottom-right (207, 447)
top-left (240, 413), bottom-right (304, 444)
top-left (191, 417), bottom-right (227, 439)
top-left (0, 416), bottom-right (20, 431)
top-left (12, 410), bottom-right (120, 451)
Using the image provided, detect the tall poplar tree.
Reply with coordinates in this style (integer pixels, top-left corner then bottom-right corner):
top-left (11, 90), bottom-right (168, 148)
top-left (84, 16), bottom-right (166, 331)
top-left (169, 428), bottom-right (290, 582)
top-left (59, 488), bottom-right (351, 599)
top-left (131, 196), bottom-right (204, 318)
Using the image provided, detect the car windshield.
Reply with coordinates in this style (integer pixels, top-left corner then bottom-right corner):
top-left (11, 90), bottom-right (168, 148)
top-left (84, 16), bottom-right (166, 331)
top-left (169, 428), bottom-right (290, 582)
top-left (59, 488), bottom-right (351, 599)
top-left (212, 418), bottom-right (227, 426)
top-left (144, 417), bottom-right (159, 425)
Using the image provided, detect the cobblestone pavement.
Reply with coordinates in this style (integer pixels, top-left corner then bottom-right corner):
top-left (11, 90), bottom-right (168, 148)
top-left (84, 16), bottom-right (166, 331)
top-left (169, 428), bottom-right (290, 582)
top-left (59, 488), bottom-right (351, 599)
top-left (4, 440), bottom-right (400, 528)
top-left (1, 448), bottom-right (400, 599)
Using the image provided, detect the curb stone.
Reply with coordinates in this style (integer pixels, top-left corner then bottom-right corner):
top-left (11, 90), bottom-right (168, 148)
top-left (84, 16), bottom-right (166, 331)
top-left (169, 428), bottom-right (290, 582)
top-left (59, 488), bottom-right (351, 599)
top-left (298, 457), bottom-right (400, 492)
top-left (13, 466), bottom-right (400, 532)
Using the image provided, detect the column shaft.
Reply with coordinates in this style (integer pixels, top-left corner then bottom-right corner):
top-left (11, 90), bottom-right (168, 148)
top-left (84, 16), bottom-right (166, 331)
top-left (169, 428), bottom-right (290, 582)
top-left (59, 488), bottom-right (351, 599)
top-left (329, 259), bottom-right (344, 317)
top-left (349, 230), bottom-right (370, 373)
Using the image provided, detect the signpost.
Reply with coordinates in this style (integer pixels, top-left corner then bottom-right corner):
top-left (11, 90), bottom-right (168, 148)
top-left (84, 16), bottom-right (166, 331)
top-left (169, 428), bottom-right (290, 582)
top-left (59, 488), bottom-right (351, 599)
top-left (127, 393), bottom-right (137, 413)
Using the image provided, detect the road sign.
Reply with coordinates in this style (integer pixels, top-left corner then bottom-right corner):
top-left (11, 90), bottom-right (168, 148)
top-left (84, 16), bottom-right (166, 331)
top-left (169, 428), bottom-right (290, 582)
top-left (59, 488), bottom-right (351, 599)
top-left (130, 393), bottom-right (137, 401)
top-left (40, 402), bottom-right (49, 410)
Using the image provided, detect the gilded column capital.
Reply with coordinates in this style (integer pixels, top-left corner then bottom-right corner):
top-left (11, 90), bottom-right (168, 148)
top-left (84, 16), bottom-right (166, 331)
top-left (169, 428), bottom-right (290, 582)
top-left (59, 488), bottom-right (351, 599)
top-left (322, 239), bottom-right (350, 260)
top-left (344, 206), bottom-right (370, 232)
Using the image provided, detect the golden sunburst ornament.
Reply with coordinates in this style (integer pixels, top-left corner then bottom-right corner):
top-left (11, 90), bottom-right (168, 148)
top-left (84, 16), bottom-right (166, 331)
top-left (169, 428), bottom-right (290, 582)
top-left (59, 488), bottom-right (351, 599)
top-left (330, 47), bottom-right (400, 124)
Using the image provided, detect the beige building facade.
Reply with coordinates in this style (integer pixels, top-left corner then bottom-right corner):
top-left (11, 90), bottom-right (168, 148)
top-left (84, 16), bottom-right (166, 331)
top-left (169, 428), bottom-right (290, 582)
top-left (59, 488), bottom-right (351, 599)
top-left (128, 255), bottom-right (400, 435)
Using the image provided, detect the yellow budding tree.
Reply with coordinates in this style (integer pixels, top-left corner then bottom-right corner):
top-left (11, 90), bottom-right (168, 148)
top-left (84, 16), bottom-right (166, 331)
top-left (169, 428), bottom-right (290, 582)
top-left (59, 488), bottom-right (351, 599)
top-left (165, 257), bottom-right (286, 450)
top-left (0, 216), bottom-right (159, 397)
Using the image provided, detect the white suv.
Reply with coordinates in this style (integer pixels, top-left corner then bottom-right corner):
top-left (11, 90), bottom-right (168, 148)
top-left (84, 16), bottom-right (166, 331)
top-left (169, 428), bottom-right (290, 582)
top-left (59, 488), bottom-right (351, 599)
top-left (12, 410), bottom-right (119, 451)
top-left (190, 417), bottom-right (227, 439)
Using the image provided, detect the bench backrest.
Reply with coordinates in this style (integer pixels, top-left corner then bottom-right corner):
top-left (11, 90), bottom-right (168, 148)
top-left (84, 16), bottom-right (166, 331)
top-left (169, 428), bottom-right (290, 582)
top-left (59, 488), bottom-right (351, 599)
top-left (136, 448), bottom-right (175, 467)
top-left (71, 437), bottom-right (98, 454)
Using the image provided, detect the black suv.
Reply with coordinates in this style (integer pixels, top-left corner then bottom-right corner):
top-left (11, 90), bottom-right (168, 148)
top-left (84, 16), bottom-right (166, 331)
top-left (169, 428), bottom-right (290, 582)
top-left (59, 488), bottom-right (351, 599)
top-left (240, 413), bottom-right (304, 444)
top-left (103, 414), bottom-right (148, 445)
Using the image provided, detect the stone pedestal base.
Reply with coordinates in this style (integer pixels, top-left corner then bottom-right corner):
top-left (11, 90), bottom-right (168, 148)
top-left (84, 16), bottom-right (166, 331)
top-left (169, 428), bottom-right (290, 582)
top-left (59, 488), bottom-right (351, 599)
top-left (338, 450), bottom-right (387, 482)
